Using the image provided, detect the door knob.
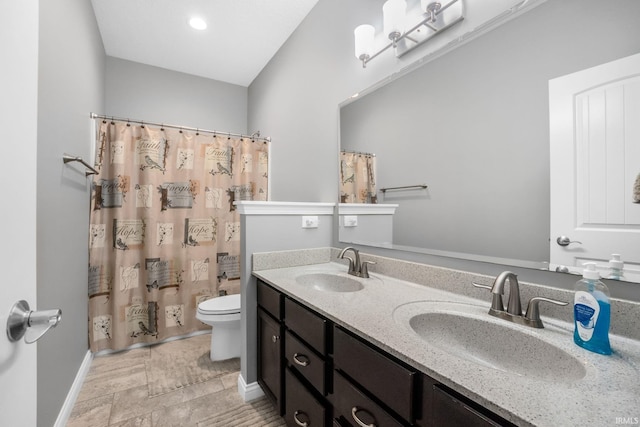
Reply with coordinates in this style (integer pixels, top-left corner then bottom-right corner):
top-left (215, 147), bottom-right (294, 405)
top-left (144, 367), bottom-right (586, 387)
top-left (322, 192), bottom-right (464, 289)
top-left (556, 236), bottom-right (582, 247)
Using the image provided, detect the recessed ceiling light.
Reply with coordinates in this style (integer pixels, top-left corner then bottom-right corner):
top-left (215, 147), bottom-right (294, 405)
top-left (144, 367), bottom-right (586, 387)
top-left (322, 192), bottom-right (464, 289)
top-left (189, 17), bottom-right (207, 30)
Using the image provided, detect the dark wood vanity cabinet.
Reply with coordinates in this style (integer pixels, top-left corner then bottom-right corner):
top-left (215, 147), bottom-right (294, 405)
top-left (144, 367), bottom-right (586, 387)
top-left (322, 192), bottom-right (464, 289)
top-left (256, 279), bottom-right (517, 427)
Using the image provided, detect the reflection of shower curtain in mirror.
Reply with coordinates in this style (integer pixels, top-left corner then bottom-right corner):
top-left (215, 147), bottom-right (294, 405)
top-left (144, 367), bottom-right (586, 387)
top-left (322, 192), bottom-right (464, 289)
top-left (340, 151), bottom-right (377, 203)
top-left (88, 120), bottom-right (269, 352)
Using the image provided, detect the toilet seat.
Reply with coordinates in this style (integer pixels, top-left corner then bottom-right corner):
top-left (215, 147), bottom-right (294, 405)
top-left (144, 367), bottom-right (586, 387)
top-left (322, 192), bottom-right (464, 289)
top-left (197, 294), bottom-right (241, 315)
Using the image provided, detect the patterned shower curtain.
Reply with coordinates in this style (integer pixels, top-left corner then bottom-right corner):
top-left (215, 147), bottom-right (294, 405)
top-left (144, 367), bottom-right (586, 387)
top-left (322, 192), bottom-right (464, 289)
top-left (340, 151), bottom-right (377, 203)
top-left (88, 120), bottom-right (269, 352)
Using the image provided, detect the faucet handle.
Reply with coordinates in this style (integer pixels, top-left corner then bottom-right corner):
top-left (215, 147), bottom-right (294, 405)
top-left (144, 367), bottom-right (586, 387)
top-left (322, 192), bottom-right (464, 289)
top-left (472, 282), bottom-right (504, 312)
top-left (524, 297), bottom-right (568, 328)
top-left (360, 261), bottom-right (376, 278)
top-left (472, 282), bottom-right (492, 291)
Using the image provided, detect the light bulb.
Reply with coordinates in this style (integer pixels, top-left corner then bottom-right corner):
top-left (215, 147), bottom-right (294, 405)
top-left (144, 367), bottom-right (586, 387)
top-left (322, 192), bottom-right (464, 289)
top-left (354, 25), bottom-right (375, 60)
top-left (189, 17), bottom-right (207, 30)
top-left (383, 0), bottom-right (406, 40)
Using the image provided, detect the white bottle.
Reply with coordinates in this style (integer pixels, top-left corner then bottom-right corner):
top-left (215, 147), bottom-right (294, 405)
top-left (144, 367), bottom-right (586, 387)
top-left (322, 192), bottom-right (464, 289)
top-left (607, 254), bottom-right (624, 280)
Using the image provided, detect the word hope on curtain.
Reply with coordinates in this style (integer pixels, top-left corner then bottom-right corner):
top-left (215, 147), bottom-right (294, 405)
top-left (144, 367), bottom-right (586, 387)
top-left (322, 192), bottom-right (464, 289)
top-left (88, 119), bottom-right (268, 352)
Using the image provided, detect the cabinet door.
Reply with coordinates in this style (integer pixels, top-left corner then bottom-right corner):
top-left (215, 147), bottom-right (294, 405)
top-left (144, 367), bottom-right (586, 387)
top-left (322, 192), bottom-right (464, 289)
top-left (258, 308), bottom-right (284, 414)
top-left (285, 368), bottom-right (326, 427)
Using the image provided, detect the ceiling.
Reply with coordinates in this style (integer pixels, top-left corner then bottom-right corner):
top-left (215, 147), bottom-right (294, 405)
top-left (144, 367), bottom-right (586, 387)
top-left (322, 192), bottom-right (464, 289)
top-left (91, 0), bottom-right (319, 87)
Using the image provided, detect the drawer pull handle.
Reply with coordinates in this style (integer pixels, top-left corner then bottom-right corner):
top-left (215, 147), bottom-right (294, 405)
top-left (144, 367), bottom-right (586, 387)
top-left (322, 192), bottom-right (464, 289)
top-left (271, 335), bottom-right (279, 343)
top-left (294, 410), bottom-right (309, 427)
top-left (351, 406), bottom-right (376, 427)
top-left (293, 353), bottom-right (310, 367)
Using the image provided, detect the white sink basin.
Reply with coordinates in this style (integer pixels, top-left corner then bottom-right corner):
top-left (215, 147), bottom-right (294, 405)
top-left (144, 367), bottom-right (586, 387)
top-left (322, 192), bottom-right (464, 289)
top-left (396, 302), bottom-right (586, 383)
top-left (295, 272), bottom-right (364, 292)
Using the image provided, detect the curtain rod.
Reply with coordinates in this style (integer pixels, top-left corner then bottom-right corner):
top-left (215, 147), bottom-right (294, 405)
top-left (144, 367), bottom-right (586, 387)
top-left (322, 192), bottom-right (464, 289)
top-left (341, 149), bottom-right (376, 157)
top-left (90, 113), bottom-right (271, 142)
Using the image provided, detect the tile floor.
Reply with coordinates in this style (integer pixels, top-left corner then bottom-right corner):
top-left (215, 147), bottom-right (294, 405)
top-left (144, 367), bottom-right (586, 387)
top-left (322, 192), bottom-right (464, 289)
top-left (67, 334), bottom-right (267, 427)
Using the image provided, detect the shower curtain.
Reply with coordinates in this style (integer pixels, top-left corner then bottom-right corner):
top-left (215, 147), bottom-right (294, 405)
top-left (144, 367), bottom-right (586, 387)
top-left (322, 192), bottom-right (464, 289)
top-left (88, 120), bottom-right (269, 352)
top-left (340, 151), bottom-right (377, 203)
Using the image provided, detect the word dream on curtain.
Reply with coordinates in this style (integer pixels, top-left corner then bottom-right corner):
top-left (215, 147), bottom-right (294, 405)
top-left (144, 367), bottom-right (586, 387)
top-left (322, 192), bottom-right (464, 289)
top-left (340, 151), bottom-right (377, 204)
top-left (88, 119), bottom-right (269, 352)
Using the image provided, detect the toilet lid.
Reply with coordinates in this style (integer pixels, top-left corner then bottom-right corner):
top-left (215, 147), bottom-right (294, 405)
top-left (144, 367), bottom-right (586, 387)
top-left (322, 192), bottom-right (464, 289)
top-left (198, 294), bottom-right (241, 315)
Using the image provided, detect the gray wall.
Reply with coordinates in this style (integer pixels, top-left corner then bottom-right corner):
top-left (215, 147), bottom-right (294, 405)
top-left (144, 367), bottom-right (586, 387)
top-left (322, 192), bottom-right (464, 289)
top-left (36, 0), bottom-right (105, 425)
top-left (240, 214), bottom-right (333, 385)
top-left (248, 0), bottom-right (640, 296)
top-left (105, 57), bottom-right (248, 132)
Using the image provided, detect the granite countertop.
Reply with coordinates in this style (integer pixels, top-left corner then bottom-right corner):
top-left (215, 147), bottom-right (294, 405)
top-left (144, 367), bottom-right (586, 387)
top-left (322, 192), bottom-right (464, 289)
top-left (253, 261), bottom-right (640, 427)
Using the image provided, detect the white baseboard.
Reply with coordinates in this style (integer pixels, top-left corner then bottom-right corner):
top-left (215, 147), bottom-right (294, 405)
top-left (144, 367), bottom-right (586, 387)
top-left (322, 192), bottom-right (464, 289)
top-left (54, 350), bottom-right (93, 427)
top-left (237, 373), bottom-right (265, 402)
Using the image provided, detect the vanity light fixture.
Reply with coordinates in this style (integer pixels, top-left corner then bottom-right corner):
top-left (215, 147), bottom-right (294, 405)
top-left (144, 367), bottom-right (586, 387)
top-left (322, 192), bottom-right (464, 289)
top-left (189, 16), bottom-right (207, 31)
top-left (354, 0), bottom-right (464, 68)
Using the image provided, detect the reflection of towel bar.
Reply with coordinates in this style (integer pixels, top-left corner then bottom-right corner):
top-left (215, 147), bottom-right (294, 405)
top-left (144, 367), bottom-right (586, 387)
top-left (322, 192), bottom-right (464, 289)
top-left (62, 153), bottom-right (99, 176)
top-left (380, 184), bottom-right (428, 193)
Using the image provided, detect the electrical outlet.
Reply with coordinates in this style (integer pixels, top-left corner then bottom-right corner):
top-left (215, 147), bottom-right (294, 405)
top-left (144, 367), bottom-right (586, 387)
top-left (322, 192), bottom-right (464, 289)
top-left (343, 215), bottom-right (358, 227)
top-left (302, 216), bottom-right (319, 228)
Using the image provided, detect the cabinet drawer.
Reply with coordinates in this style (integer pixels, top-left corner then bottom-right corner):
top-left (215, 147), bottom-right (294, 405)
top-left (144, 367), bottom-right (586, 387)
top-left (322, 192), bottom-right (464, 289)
top-left (332, 371), bottom-right (404, 427)
top-left (419, 374), bottom-right (515, 427)
top-left (285, 368), bottom-right (326, 427)
top-left (285, 297), bottom-right (327, 354)
top-left (432, 385), bottom-right (505, 427)
top-left (258, 280), bottom-right (283, 320)
top-left (333, 326), bottom-right (415, 423)
top-left (285, 330), bottom-right (327, 395)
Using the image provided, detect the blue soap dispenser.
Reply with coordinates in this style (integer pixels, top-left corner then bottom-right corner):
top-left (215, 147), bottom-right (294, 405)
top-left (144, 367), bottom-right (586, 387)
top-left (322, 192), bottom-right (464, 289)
top-left (573, 263), bottom-right (612, 355)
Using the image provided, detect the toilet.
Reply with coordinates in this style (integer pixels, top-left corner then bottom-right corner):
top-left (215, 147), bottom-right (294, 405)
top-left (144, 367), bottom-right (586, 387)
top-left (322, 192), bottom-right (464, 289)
top-left (196, 294), bottom-right (241, 361)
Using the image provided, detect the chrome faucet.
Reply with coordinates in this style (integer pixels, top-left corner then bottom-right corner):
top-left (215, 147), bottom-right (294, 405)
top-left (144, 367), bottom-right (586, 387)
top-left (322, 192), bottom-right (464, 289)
top-left (491, 271), bottom-right (522, 316)
top-left (473, 271), bottom-right (568, 328)
top-left (338, 247), bottom-right (375, 278)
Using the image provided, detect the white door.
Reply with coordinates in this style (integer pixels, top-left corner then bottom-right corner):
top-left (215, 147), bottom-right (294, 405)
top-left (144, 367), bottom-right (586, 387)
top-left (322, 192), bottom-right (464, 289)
top-left (0, 1), bottom-right (39, 426)
top-left (549, 52), bottom-right (640, 281)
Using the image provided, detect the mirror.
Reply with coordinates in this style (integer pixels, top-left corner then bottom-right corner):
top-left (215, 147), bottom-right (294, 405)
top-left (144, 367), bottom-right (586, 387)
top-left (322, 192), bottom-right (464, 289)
top-left (338, 1), bottom-right (640, 282)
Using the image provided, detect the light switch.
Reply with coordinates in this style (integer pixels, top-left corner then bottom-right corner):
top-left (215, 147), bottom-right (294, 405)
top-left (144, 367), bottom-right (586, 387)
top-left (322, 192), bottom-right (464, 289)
top-left (302, 216), bottom-right (319, 228)
top-left (343, 215), bottom-right (358, 227)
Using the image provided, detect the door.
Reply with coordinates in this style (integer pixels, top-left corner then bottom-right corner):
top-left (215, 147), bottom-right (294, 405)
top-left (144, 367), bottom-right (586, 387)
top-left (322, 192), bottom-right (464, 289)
top-left (550, 53), bottom-right (640, 281)
top-left (0, 1), bottom-right (39, 426)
